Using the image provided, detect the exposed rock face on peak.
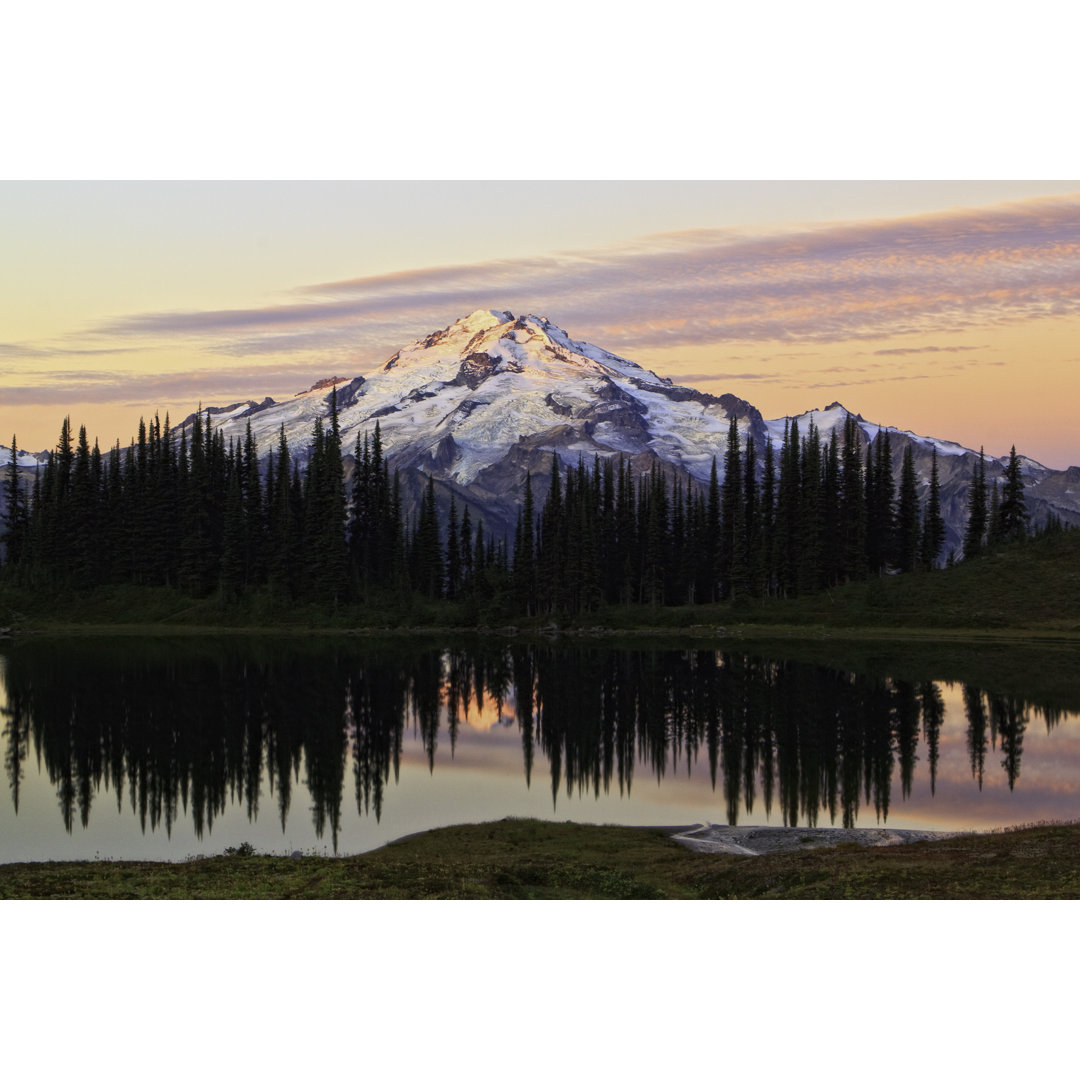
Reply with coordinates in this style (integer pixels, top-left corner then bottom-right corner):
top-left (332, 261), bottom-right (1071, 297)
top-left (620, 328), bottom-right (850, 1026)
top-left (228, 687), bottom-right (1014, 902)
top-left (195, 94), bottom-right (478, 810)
top-left (304, 377), bottom-right (348, 393)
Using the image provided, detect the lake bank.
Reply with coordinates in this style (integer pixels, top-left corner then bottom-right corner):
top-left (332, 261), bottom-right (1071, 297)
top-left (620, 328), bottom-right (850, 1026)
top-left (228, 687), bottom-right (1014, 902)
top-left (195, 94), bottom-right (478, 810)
top-left (2, 818), bottom-right (1078, 899)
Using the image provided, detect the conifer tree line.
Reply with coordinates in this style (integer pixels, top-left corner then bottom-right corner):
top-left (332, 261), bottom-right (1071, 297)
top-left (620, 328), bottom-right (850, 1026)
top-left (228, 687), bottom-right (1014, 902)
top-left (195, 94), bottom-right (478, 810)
top-left (0, 396), bottom-right (513, 608)
top-left (509, 415), bottom-right (952, 614)
top-left (959, 443), bottom-right (1062, 561)
top-left (0, 403), bottom-right (1056, 613)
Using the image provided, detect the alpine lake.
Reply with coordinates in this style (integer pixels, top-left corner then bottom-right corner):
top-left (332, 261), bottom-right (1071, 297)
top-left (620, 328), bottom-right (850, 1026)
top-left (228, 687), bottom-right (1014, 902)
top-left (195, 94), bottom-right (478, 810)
top-left (2, 632), bottom-right (1079, 863)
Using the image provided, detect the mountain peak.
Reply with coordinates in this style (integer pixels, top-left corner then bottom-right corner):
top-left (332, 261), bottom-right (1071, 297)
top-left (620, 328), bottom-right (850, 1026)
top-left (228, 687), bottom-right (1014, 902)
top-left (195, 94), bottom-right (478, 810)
top-left (378, 310), bottom-right (659, 391)
top-left (456, 308), bottom-right (515, 332)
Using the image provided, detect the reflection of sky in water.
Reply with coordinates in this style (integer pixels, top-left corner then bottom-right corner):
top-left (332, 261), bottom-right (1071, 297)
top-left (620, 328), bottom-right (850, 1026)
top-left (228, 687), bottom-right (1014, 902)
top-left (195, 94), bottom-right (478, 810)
top-left (3, 652), bottom-right (1080, 863)
top-left (884, 682), bottom-right (1080, 831)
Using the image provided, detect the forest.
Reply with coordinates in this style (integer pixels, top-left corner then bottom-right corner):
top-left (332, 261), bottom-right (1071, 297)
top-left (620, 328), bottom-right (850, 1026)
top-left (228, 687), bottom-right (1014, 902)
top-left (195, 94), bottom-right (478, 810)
top-left (0, 389), bottom-right (1057, 619)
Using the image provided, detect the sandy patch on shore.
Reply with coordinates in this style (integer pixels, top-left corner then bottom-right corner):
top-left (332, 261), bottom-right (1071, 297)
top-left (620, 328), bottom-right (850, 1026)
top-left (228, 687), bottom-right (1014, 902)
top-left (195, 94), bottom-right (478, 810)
top-left (670, 823), bottom-right (961, 856)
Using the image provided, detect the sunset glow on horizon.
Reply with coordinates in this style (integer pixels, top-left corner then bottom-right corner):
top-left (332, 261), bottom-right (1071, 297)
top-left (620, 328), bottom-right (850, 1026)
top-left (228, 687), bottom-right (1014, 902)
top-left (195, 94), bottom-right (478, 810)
top-left (3, 180), bottom-right (1079, 468)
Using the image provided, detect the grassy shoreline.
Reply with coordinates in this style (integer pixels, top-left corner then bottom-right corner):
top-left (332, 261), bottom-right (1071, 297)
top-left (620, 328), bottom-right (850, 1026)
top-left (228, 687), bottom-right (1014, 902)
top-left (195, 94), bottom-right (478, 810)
top-left (3, 818), bottom-right (1080, 899)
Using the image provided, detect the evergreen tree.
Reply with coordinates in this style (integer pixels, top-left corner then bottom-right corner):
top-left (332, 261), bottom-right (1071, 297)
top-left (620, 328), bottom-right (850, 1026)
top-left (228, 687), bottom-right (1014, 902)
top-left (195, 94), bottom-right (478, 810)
top-left (866, 429), bottom-right (894, 574)
top-left (721, 416), bottom-right (747, 600)
top-left (2, 437), bottom-right (25, 568)
top-left (220, 465), bottom-right (246, 600)
top-left (445, 493), bottom-right (461, 600)
top-left (513, 472), bottom-right (536, 613)
top-left (705, 457), bottom-right (721, 602)
top-left (410, 474), bottom-right (443, 598)
top-left (760, 438), bottom-right (777, 597)
top-left (268, 425), bottom-right (298, 597)
top-left (987, 480), bottom-right (1004, 547)
top-left (962, 448), bottom-right (988, 561)
top-left (350, 431), bottom-right (374, 585)
top-left (775, 419), bottom-right (801, 596)
top-left (69, 424), bottom-right (97, 587)
top-left (241, 420), bottom-right (264, 586)
top-left (538, 455), bottom-right (565, 612)
top-left (919, 447), bottom-right (945, 569)
top-left (459, 504), bottom-right (474, 595)
top-left (180, 408), bottom-right (214, 594)
top-left (304, 399), bottom-right (350, 605)
top-left (641, 464), bottom-right (670, 607)
top-left (616, 458), bottom-right (639, 605)
top-left (820, 429), bottom-right (842, 587)
top-left (797, 421), bottom-right (823, 594)
top-left (997, 446), bottom-right (1030, 543)
top-left (743, 435), bottom-right (762, 596)
top-left (894, 444), bottom-right (920, 573)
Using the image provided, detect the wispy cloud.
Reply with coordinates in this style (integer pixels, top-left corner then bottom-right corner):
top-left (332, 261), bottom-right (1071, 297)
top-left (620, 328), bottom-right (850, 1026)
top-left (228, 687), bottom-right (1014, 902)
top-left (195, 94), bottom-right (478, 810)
top-left (1, 342), bottom-right (143, 360)
top-left (676, 353), bottom-right (1006, 392)
top-left (676, 371), bottom-right (776, 382)
top-left (872, 345), bottom-right (984, 356)
top-left (0, 361), bottom-right (335, 407)
top-left (65, 192), bottom-right (1080, 365)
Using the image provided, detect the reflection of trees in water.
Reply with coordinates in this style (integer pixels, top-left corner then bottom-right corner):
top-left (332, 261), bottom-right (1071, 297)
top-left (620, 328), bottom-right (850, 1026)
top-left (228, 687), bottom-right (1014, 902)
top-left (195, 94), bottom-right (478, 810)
top-left (920, 682), bottom-right (945, 797)
top-left (964, 685), bottom-right (989, 790)
top-left (963, 686), bottom-right (1030, 792)
top-left (0, 642), bottom-right (1069, 839)
top-left (0, 669), bottom-right (28, 814)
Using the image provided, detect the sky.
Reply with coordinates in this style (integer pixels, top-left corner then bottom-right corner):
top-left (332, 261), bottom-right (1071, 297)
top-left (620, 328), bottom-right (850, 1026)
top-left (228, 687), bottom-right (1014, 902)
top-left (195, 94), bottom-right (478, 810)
top-left (3, 180), bottom-right (1080, 467)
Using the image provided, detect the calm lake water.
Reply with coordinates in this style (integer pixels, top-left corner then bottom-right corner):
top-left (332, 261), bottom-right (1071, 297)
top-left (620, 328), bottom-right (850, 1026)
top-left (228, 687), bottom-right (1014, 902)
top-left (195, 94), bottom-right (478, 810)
top-left (2, 634), bottom-right (1079, 862)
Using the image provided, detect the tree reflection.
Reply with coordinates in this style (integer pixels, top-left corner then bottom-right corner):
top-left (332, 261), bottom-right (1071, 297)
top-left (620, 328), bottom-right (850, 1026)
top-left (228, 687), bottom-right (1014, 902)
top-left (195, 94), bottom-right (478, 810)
top-left (0, 638), bottom-right (1073, 845)
top-left (964, 685), bottom-right (989, 790)
top-left (1, 668), bottom-right (28, 814)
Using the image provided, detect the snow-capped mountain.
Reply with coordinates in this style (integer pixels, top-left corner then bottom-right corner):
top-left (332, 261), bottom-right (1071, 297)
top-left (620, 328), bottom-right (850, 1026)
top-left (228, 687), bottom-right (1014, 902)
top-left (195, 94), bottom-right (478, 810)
top-left (180, 308), bottom-right (764, 483)
top-left (6, 310), bottom-right (1080, 557)
top-left (0, 446), bottom-right (49, 470)
top-left (171, 308), bottom-right (775, 536)
top-left (170, 309), bottom-right (1076, 553)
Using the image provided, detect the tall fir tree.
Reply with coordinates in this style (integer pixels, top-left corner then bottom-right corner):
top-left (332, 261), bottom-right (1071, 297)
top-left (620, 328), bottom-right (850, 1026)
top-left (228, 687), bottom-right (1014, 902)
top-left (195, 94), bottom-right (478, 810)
top-left (962, 448), bottom-right (988, 561)
top-left (997, 446), bottom-right (1030, 543)
top-left (513, 472), bottom-right (537, 613)
top-left (705, 457), bottom-right (721, 602)
top-left (797, 421), bottom-right (823, 594)
top-left (894, 443), bottom-right (921, 573)
top-left (445, 492), bottom-right (461, 600)
top-left (743, 434), bottom-right (762, 596)
top-left (411, 474), bottom-right (444, 599)
top-left (866, 429), bottom-right (894, 574)
top-left (775, 419), bottom-right (801, 597)
top-left (721, 416), bottom-right (747, 600)
top-left (840, 416), bottom-right (867, 582)
top-left (2, 437), bottom-right (25, 569)
top-left (820, 428), bottom-right (842, 587)
top-left (759, 438), bottom-right (777, 597)
top-left (919, 447), bottom-right (945, 569)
